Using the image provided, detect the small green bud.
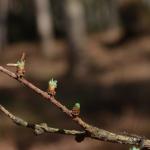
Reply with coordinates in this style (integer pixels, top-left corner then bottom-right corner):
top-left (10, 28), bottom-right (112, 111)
top-left (48, 78), bottom-right (57, 88)
top-left (74, 103), bottom-right (80, 109)
top-left (72, 102), bottom-right (80, 117)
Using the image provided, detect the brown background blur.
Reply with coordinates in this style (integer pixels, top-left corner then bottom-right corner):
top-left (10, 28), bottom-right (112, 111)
top-left (0, 0), bottom-right (150, 149)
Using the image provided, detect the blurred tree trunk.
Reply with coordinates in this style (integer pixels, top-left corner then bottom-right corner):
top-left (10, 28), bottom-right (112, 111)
top-left (0, 0), bottom-right (9, 51)
top-left (34, 0), bottom-right (55, 57)
top-left (107, 0), bottom-right (120, 28)
top-left (83, 0), bottom-right (120, 31)
top-left (64, 0), bottom-right (88, 78)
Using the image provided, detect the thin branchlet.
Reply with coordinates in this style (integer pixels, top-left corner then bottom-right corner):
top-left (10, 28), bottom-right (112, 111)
top-left (0, 65), bottom-right (149, 148)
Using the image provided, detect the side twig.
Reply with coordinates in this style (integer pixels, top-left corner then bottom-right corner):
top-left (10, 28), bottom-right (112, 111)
top-left (0, 104), bottom-right (86, 138)
top-left (0, 66), bottom-right (150, 149)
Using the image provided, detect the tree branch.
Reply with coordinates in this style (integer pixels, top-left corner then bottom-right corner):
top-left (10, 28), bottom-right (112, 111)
top-left (0, 104), bottom-right (86, 138)
top-left (0, 65), bottom-right (150, 149)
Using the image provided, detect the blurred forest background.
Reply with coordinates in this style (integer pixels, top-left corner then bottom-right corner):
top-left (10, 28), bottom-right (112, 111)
top-left (0, 0), bottom-right (150, 149)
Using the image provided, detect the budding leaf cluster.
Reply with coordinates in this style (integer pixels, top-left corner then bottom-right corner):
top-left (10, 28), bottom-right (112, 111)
top-left (7, 52), bottom-right (26, 78)
top-left (17, 61), bottom-right (25, 69)
top-left (47, 78), bottom-right (58, 96)
top-left (48, 78), bottom-right (57, 89)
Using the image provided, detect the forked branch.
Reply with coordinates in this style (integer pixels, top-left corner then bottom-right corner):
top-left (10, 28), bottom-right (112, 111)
top-left (0, 104), bottom-right (86, 139)
top-left (0, 65), bottom-right (150, 149)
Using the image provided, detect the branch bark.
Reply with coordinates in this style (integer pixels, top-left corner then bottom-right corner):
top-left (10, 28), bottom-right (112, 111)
top-left (0, 104), bottom-right (86, 138)
top-left (0, 65), bottom-right (150, 149)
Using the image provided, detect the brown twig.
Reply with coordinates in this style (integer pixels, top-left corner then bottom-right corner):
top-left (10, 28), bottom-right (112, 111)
top-left (0, 65), bottom-right (150, 149)
top-left (0, 104), bottom-right (86, 138)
